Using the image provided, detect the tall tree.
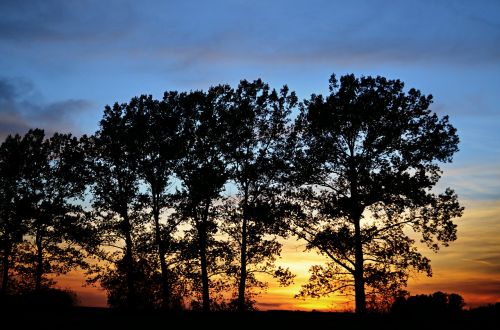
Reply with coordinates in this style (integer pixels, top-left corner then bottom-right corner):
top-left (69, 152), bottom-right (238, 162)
top-left (127, 94), bottom-right (185, 309)
top-left (15, 130), bottom-right (88, 291)
top-left (222, 79), bottom-right (297, 311)
top-left (89, 103), bottom-right (143, 309)
top-left (292, 74), bottom-right (463, 314)
top-left (0, 134), bottom-right (27, 294)
top-left (174, 87), bottom-right (231, 311)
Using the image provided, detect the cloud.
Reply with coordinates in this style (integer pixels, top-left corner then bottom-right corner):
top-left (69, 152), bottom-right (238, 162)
top-left (0, 0), bottom-right (132, 44)
top-left (0, 77), bottom-right (93, 139)
top-left (437, 164), bottom-right (500, 201)
top-left (1, 0), bottom-right (499, 74)
top-left (407, 199), bottom-right (500, 307)
top-left (149, 0), bottom-right (500, 67)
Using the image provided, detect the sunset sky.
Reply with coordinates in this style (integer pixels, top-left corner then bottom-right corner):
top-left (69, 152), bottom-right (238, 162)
top-left (1, 0), bottom-right (499, 309)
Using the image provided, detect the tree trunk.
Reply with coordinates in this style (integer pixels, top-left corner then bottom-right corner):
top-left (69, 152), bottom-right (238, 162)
top-left (237, 189), bottom-right (249, 311)
top-left (349, 154), bottom-right (366, 314)
top-left (353, 212), bottom-right (366, 314)
top-left (152, 191), bottom-right (170, 309)
top-left (122, 212), bottom-right (136, 310)
top-left (35, 226), bottom-right (43, 292)
top-left (1, 239), bottom-right (10, 294)
top-left (199, 201), bottom-right (211, 312)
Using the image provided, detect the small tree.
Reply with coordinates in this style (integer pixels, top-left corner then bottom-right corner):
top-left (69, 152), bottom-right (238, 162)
top-left (292, 74), bottom-right (463, 314)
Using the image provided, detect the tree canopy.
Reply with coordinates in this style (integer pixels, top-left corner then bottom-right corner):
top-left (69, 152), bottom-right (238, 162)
top-left (292, 74), bottom-right (463, 313)
top-left (222, 79), bottom-right (297, 310)
top-left (0, 74), bottom-right (463, 313)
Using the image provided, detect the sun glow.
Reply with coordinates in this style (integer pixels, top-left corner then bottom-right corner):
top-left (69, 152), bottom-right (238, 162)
top-left (53, 200), bottom-right (500, 310)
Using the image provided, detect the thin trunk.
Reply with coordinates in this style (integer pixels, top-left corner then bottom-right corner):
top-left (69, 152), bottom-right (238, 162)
top-left (152, 191), bottom-right (170, 309)
top-left (353, 212), bottom-right (366, 314)
top-left (1, 239), bottom-right (10, 294)
top-left (349, 145), bottom-right (366, 315)
top-left (122, 212), bottom-right (136, 310)
top-left (199, 201), bottom-right (211, 312)
top-left (237, 187), bottom-right (249, 311)
top-left (35, 226), bottom-right (43, 292)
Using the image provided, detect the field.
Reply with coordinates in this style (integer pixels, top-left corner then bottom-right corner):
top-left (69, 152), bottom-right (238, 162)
top-left (6, 306), bottom-right (499, 330)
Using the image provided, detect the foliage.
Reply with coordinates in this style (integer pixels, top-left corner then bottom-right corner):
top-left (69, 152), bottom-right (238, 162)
top-left (0, 133), bottom-right (28, 294)
top-left (173, 86), bottom-right (232, 311)
top-left (86, 102), bottom-right (145, 309)
top-left (10, 130), bottom-right (88, 291)
top-left (0, 74), bottom-right (464, 313)
top-left (391, 291), bottom-right (465, 316)
top-left (292, 74), bottom-right (463, 313)
top-left (125, 93), bottom-right (186, 309)
top-left (221, 79), bottom-right (297, 310)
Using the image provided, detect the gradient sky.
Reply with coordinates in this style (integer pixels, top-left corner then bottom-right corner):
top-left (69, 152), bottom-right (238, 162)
top-left (1, 0), bottom-right (499, 309)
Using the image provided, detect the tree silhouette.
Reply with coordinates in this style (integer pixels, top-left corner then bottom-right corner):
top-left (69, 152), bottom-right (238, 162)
top-left (126, 94), bottom-right (185, 309)
top-left (13, 130), bottom-right (88, 291)
top-left (221, 79), bottom-right (297, 310)
top-left (292, 74), bottom-right (463, 314)
top-left (178, 220), bottom-right (234, 310)
top-left (0, 134), bottom-right (28, 294)
top-left (0, 74), bottom-right (471, 315)
top-left (391, 291), bottom-right (465, 317)
top-left (88, 103), bottom-right (144, 309)
top-left (174, 87), bottom-right (231, 311)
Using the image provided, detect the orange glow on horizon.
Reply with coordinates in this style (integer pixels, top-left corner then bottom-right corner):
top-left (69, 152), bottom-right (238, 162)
top-left (54, 199), bottom-right (500, 310)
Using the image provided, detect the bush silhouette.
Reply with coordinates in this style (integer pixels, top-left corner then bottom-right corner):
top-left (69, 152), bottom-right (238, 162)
top-left (1, 288), bottom-right (78, 310)
top-left (391, 291), bottom-right (464, 317)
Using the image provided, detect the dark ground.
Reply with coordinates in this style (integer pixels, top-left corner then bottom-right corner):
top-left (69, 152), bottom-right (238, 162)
top-left (3, 306), bottom-right (499, 330)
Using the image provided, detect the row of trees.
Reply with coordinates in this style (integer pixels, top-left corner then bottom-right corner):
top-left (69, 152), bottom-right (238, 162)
top-left (0, 74), bottom-right (463, 313)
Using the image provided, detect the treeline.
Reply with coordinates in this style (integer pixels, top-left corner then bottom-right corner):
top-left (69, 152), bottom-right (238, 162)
top-left (0, 74), bottom-right (462, 313)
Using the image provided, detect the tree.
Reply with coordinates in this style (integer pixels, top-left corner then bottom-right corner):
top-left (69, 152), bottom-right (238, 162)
top-left (174, 87), bottom-right (231, 311)
top-left (0, 134), bottom-right (27, 294)
top-left (292, 74), bottom-right (463, 314)
top-left (88, 103), bottom-right (144, 309)
top-left (221, 79), bottom-right (297, 311)
top-left (14, 130), bottom-right (88, 291)
top-left (126, 94), bottom-right (185, 309)
top-left (391, 291), bottom-right (465, 316)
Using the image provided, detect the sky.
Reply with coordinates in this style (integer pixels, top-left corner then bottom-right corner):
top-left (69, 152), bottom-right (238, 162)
top-left (1, 0), bottom-right (499, 310)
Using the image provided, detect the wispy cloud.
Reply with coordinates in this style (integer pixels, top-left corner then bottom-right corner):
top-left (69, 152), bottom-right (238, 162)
top-left (437, 164), bottom-right (500, 201)
top-left (0, 77), bottom-right (93, 138)
top-left (0, 0), bottom-right (133, 44)
top-left (1, 0), bottom-right (499, 73)
top-left (408, 200), bottom-right (500, 307)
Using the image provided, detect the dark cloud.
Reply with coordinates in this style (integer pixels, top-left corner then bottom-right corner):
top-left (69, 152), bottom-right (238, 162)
top-left (256, 302), bottom-right (287, 310)
top-left (0, 77), bottom-right (93, 139)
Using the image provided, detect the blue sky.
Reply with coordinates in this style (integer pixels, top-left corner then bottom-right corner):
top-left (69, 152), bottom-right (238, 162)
top-left (1, 0), bottom-right (499, 307)
top-left (1, 0), bottom-right (498, 197)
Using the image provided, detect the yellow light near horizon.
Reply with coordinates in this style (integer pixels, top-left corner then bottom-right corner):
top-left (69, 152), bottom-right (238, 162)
top-left (53, 199), bottom-right (500, 310)
top-left (254, 238), bottom-right (353, 311)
